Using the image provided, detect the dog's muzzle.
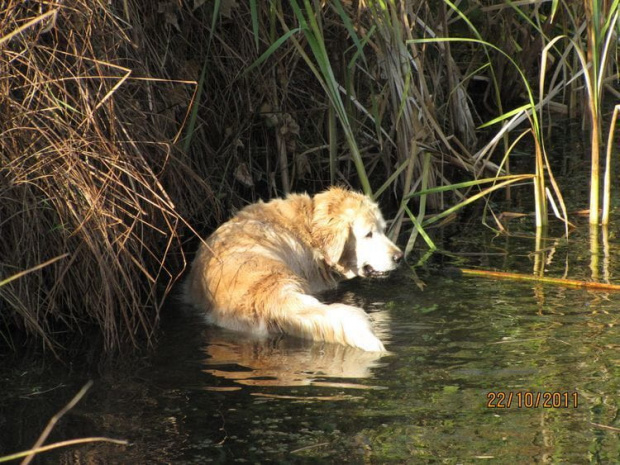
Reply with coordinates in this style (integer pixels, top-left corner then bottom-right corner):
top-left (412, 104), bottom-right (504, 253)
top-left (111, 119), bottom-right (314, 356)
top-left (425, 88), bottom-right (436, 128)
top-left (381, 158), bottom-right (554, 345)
top-left (361, 250), bottom-right (404, 277)
top-left (362, 265), bottom-right (390, 277)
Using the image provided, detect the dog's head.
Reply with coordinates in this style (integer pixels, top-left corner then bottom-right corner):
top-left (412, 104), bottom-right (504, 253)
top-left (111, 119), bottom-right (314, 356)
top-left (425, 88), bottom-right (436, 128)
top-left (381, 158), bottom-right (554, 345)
top-left (312, 187), bottom-right (403, 279)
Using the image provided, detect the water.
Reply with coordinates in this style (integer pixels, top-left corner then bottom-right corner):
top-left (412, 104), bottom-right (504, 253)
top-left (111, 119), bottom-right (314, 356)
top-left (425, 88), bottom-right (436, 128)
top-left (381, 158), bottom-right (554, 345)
top-left (2, 224), bottom-right (620, 463)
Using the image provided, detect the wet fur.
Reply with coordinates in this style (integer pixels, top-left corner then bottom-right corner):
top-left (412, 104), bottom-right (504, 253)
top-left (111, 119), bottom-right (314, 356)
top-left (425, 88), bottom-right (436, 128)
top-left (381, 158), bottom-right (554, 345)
top-left (184, 187), bottom-right (402, 352)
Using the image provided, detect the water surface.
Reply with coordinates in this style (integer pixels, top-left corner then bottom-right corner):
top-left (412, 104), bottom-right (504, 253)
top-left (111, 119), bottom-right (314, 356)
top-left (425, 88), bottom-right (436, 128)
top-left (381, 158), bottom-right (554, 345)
top-left (2, 225), bottom-right (620, 463)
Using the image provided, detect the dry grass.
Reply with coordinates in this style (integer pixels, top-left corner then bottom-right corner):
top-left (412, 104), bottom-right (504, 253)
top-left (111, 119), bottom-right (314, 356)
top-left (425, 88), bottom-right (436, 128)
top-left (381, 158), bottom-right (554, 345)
top-left (0, 1), bottom-right (215, 353)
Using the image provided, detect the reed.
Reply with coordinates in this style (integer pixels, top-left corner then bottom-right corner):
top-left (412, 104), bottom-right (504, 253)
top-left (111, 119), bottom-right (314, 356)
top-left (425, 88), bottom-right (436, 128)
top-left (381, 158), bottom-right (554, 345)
top-left (532, 0), bottom-right (619, 225)
top-left (602, 105), bottom-right (620, 225)
top-left (243, 1), bottom-right (493, 249)
top-left (583, 1), bottom-right (619, 225)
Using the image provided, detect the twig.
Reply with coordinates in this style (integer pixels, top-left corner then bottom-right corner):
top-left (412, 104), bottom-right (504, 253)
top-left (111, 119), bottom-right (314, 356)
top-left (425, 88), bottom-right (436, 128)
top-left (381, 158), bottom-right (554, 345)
top-left (13, 381), bottom-right (126, 465)
top-left (459, 268), bottom-right (620, 291)
top-left (0, 437), bottom-right (128, 463)
top-left (291, 442), bottom-right (330, 454)
top-left (591, 422), bottom-right (620, 432)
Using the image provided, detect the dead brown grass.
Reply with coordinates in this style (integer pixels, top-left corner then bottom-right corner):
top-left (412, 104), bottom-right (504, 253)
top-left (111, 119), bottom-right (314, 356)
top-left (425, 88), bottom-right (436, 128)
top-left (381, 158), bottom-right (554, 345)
top-left (0, 1), bottom-right (215, 353)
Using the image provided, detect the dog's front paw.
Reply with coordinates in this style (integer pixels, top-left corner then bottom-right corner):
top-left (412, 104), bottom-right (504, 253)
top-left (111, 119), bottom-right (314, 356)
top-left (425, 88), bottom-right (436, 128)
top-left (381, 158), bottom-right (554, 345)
top-left (329, 304), bottom-right (386, 352)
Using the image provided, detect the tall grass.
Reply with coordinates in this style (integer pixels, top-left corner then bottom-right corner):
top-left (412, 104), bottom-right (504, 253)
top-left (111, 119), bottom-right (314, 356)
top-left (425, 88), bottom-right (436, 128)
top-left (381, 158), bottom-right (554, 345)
top-left (1, 0), bottom-right (617, 352)
top-left (527, 0), bottom-right (620, 227)
top-left (583, 1), bottom-right (619, 225)
top-left (240, 0), bottom-right (616, 244)
top-left (243, 1), bottom-right (491, 242)
top-left (0, 1), bottom-right (214, 352)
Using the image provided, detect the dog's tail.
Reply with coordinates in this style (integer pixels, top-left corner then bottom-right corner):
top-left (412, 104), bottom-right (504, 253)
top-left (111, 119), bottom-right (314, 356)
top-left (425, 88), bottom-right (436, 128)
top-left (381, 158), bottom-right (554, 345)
top-left (274, 293), bottom-right (386, 352)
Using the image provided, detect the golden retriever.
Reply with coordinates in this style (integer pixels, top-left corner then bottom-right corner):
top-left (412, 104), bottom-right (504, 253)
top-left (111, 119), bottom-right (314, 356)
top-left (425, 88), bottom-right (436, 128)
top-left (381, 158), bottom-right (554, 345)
top-left (184, 187), bottom-right (403, 352)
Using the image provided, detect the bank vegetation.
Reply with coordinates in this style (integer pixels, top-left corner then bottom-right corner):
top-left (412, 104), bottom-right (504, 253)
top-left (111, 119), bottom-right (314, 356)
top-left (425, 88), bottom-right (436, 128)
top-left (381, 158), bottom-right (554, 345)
top-left (0, 0), bottom-right (617, 353)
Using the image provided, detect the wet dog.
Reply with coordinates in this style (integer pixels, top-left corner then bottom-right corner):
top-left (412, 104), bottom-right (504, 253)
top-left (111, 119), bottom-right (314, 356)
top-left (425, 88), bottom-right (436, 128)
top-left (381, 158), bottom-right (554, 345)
top-left (184, 187), bottom-right (402, 351)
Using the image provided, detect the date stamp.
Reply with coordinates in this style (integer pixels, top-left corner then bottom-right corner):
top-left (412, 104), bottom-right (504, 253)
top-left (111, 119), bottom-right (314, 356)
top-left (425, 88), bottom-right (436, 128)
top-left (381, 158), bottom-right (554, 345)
top-left (486, 391), bottom-right (579, 409)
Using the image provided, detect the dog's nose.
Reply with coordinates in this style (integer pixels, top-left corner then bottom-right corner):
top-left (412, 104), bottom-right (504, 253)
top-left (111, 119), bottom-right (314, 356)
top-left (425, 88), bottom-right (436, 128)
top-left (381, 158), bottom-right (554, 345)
top-left (393, 250), bottom-right (404, 264)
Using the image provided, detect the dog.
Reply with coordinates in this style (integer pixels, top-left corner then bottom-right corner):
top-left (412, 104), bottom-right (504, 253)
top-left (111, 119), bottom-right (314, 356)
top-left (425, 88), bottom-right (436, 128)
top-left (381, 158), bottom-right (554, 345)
top-left (184, 187), bottom-right (403, 352)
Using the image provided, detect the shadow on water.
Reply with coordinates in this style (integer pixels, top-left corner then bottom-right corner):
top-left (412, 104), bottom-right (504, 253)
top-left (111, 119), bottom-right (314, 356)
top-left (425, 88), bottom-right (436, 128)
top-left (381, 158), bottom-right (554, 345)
top-left (2, 223), bottom-right (620, 463)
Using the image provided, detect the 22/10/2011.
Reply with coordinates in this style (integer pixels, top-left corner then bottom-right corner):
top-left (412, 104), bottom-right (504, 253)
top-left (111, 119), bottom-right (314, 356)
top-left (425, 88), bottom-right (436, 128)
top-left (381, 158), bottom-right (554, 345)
top-left (486, 391), bottom-right (579, 409)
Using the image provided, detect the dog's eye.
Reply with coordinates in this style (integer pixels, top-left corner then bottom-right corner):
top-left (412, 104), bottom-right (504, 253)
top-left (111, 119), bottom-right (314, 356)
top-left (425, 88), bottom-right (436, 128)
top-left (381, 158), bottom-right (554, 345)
top-left (365, 231), bottom-right (373, 239)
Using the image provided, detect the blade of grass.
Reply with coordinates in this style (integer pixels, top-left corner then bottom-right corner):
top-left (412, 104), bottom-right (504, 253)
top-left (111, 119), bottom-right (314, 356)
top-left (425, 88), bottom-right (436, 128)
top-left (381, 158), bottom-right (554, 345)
top-left (0, 9), bottom-right (57, 47)
top-left (404, 174), bottom-right (534, 200)
top-left (373, 157), bottom-right (410, 199)
top-left (250, 0), bottom-right (259, 51)
top-left (404, 152), bottom-right (435, 255)
top-left (421, 175), bottom-right (535, 227)
top-left (602, 104), bottom-right (620, 224)
top-left (182, 0), bottom-right (222, 154)
top-left (0, 254), bottom-right (69, 288)
top-left (405, 205), bottom-right (436, 252)
top-left (242, 28), bottom-right (303, 76)
top-left (286, 0), bottom-right (371, 194)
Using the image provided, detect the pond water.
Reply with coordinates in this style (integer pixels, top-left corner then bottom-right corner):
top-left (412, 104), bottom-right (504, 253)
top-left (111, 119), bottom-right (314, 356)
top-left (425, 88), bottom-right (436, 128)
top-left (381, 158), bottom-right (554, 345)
top-left (2, 222), bottom-right (620, 463)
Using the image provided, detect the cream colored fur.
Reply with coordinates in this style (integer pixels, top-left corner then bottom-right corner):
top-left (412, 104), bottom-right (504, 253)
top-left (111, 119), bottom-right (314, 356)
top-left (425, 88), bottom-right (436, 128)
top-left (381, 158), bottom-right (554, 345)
top-left (184, 187), bottom-right (402, 352)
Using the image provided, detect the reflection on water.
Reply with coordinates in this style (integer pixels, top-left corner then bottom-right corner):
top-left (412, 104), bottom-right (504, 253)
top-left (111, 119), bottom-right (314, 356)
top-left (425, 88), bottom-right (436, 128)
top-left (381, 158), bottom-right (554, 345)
top-left (201, 328), bottom-right (387, 391)
top-left (200, 306), bottom-right (390, 392)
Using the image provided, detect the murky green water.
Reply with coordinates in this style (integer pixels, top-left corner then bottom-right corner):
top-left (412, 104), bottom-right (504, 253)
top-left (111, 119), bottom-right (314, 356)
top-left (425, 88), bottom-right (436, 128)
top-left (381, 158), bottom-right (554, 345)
top-left (2, 224), bottom-right (620, 463)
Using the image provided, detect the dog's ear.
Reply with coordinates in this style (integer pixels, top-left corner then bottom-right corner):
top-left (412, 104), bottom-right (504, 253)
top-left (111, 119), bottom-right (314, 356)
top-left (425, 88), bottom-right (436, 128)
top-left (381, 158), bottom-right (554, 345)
top-left (312, 188), bottom-right (355, 265)
top-left (315, 218), bottom-right (350, 266)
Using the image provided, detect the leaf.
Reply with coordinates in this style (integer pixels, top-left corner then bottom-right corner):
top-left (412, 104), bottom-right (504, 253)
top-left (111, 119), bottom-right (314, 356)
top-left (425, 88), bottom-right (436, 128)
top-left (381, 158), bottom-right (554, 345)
top-left (243, 28), bottom-right (303, 76)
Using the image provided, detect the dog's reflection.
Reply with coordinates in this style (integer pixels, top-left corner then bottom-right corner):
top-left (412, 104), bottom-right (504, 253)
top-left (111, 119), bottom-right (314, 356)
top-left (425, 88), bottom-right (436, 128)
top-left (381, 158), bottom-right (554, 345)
top-left (201, 307), bottom-right (390, 390)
